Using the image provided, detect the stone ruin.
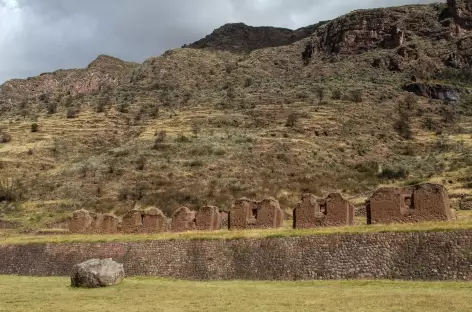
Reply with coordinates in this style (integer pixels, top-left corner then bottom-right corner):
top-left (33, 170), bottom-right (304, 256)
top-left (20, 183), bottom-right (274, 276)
top-left (367, 183), bottom-right (453, 224)
top-left (121, 208), bottom-right (168, 234)
top-left (67, 183), bottom-right (457, 234)
top-left (293, 193), bottom-right (355, 229)
top-left (195, 206), bottom-right (222, 231)
top-left (69, 209), bottom-right (119, 234)
top-left (170, 207), bottom-right (197, 232)
top-left (229, 197), bottom-right (284, 230)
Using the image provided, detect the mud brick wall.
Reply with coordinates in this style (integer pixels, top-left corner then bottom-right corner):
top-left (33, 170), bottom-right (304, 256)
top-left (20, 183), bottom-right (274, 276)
top-left (2, 230), bottom-right (472, 281)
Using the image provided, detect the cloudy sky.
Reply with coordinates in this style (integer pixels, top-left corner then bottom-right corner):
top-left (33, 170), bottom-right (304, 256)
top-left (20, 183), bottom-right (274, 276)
top-left (0, 0), bottom-right (439, 83)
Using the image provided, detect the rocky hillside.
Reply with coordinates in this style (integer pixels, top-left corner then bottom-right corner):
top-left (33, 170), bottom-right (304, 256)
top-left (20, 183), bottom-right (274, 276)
top-left (0, 0), bottom-right (472, 230)
top-left (186, 22), bottom-right (328, 52)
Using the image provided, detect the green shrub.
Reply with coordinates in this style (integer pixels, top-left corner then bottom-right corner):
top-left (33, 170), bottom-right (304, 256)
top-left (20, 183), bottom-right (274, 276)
top-left (31, 123), bottom-right (39, 133)
top-left (0, 132), bottom-right (11, 143)
top-left (0, 179), bottom-right (24, 202)
top-left (47, 102), bottom-right (57, 115)
top-left (66, 107), bottom-right (79, 119)
top-left (332, 89), bottom-right (342, 100)
top-left (285, 112), bottom-right (298, 127)
top-left (350, 89), bottom-right (364, 103)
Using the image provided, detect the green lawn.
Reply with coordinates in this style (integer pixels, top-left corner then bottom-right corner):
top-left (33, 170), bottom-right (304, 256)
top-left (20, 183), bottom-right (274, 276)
top-left (0, 276), bottom-right (471, 312)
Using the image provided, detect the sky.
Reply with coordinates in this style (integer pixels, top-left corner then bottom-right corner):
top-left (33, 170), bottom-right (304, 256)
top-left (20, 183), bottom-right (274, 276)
top-left (0, 0), bottom-right (440, 83)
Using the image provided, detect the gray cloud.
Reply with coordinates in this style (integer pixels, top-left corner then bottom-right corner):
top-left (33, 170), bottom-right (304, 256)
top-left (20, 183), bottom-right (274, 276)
top-left (0, 0), bottom-right (440, 83)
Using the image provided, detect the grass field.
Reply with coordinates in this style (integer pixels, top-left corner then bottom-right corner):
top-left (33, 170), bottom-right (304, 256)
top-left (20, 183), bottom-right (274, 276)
top-left (1, 276), bottom-right (472, 312)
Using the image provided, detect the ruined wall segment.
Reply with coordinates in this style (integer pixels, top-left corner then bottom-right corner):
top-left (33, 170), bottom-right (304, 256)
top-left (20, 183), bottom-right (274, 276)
top-left (100, 215), bottom-right (119, 234)
top-left (229, 198), bottom-right (256, 230)
top-left (69, 210), bottom-right (93, 234)
top-left (324, 193), bottom-right (356, 226)
top-left (171, 207), bottom-right (196, 232)
top-left (293, 194), bottom-right (320, 229)
top-left (142, 208), bottom-right (168, 233)
top-left (121, 209), bottom-right (143, 234)
top-left (195, 206), bottom-right (221, 231)
top-left (367, 183), bottom-right (452, 224)
top-left (69, 210), bottom-right (119, 234)
top-left (293, 193), bottom-right (355, 228)
top-left (229, 198), bottom-right (283, 230)
top-left (257, 198), bottom-right (284, 228)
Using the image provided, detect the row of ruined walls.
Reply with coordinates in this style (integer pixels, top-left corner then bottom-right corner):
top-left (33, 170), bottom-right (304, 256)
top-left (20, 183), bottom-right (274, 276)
top-left (69, 183), bottom-right (454, 234)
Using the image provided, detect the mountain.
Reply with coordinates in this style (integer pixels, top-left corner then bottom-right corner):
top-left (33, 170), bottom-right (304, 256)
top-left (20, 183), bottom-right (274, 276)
top-left (185, 22), bottom-right (328, 52)
top-left (1, 0), bottom-right (472, 230)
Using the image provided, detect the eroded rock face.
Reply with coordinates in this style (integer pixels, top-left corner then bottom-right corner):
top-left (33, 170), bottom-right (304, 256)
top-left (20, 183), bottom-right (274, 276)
top-left (187, 22), bottom-right (327, 53)
top-left (404, 83), bottom-right (460, 102)
top-left (70, 258), bottom-right (124, 288)
top-left (0, 55), bottom-right (137, 104)
top-left (448, 0), bottom-right (472, 30)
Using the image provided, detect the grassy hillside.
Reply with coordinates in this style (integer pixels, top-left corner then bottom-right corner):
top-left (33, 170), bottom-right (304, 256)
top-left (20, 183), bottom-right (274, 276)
top-left (1, 276), bottom-right (472, 312)
top-left (0, 3), bottom-right (472, 229)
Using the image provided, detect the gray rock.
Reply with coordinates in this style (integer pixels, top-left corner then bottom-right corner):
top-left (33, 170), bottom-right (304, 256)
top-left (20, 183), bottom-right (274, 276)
top-left (404, 83), bottom-right (460, 102)
top-left (70, 258), bottom-right (124, 288)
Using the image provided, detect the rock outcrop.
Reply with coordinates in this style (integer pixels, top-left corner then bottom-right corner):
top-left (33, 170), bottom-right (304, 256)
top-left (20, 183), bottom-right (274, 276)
top-left (0, 55), bottom-right (138, 105)
top-left (404, 83), bottom-right (461, 102)
top-left (187, 22), bottom-right (327, 52)
top-left (448, 0), bottom-right (472, 30)
top-left (70, 258), bottom-right (125, 288)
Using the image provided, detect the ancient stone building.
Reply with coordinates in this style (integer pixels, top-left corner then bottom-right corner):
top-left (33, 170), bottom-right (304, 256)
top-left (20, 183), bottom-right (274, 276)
top-left (89, 213), bottom-right (104, 233)
top-left (229, 197), bottom-right (284, 230)
top-left (69, 210), bottom-right (119, 234)
top-left (141, 208), bottom-right (168, 233)
top-left (100, 214), bottom-right (119, 234)
top-left (195, 206), bottom-right (221, 231)
top-left (121, 209), bottom-right (144, 234)
top-left (293, 193), bottom-right (355, 229)
top-left (170, 207), bottom-right (197, 232)
top-left (367, 183), bottom-right (453, 224)
top-left (220, 211), bottom-right (229, 229)
top-left (69, 209), bottom-right (93, 234)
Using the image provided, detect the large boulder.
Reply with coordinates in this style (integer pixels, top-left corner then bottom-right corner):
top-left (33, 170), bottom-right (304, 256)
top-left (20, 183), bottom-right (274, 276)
top-left (70, 258), bottom-right (125, 288)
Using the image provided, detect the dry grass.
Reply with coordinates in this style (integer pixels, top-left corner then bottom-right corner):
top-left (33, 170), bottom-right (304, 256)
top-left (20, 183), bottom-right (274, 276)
top-left (1, 276), bottom-right (472, 312)
top-left (3, 217), bottom-right (472, 245)
top-left (0, 9), bottom-right (472, 229)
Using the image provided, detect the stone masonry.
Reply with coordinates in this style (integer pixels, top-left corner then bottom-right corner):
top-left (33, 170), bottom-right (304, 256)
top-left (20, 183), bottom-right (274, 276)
top-left (367, 183), bottom-right (453, 224)
top-left (3, 230), bottom-right (472, 281)
top-left (229, 198), bottom-right (284, 230)
top-left (69, 209), bottom-right (93, 234)
top-left (69, 210), bottom-right (119, 234)
top-left (195, 206), bottom-right (221, 231)
top-left (171, 207), bottom-right (197, 232)
top-left (142, 208), bottom-right (168, 233)
top-left (293, 193), bottom-right (355, 229)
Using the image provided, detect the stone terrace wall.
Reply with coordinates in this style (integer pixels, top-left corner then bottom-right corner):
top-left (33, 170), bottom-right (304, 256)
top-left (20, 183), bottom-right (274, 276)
top-left (2, 230), bottom-right (472, 281)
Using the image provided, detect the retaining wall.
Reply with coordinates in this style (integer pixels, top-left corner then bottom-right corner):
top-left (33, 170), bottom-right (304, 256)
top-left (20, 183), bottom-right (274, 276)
top-left (2, 230), bottom-right (472, 281)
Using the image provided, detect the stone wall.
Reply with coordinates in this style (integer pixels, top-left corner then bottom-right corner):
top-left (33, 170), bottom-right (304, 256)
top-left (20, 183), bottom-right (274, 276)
top-left (3, 230), bottom-right (472, 281)
top-left (294, 193), bottom-right (355, 229)
top-left (229, 197), bottom-right (284, 230)
top-left (368, 183), bottom-right (453, 224)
